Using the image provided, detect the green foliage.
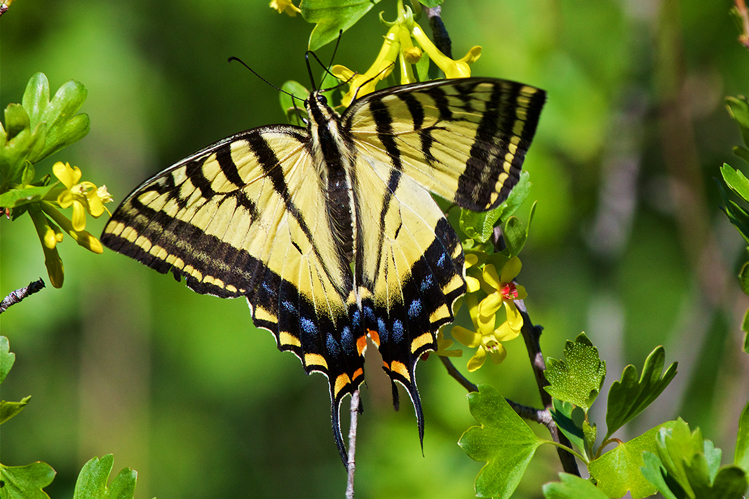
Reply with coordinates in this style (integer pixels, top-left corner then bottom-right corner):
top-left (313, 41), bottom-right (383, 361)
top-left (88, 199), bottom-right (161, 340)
top-left (459, 171), bottom-right (531, 244)
top-left (550, 400), bottom-right (588, 459)
top-left (0, 462), bottom-right (56, 499)
top-left (605, 346), bottom-right (678, 440)
top-left (735, 401), bottom-right (749, 474)
top-left (279, 80), bottom-right (310, 127)
top-left (542, 473), bottom-right (608, 499)
top-left (0, 336), bottom-right (16, 384)
top-left (640, 419), bottom-right (748, 499)
top-left (544, 332), bottom-right (606, 412)
top-left (301, 0), bottom-right (383, 51)
top-left (588, 422), bottom-right (676, 499)
top-left (0, 73), bottom-right (89, 194)
top-left (727, 96), bottom-right (749, 163)
top-left (72, 455), bottom-right (138, 499)
top-left (458, 384), bottom-right (546, 499)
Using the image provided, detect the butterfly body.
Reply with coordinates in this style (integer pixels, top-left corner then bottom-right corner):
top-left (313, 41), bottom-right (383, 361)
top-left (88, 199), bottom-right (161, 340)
top-left (102, 77), bottom-right (546, 463)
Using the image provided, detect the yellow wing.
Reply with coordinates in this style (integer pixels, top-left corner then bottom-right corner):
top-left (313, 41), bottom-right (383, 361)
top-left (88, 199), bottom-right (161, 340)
top-left (101, 127), bottom-right (367, 456)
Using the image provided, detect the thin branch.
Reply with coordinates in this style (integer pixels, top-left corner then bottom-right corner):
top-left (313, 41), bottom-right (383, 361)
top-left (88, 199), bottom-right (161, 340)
top-left (345, 390), bottom-right (360, 499)
top-left (504, 399), bottom-right (554, 429)
top-left (0, 279), bottom-right (45, 314)
top-left (424, 6), bottom-right (453, 59)
top-left (515, 300), bottom-right (580, 476)
top-left (439, 356), bottom-right (478, 392)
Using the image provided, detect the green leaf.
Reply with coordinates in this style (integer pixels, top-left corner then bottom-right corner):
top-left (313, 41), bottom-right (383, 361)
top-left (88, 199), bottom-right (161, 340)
top-left (302, 0), bottom-right (383, 51)
top-left (0, 462), bottom-right (56, 499)
top-left (740, 263), bottom-right (749, 295)
top-left (502, 216), bottom-right (526, 258)
top-left (0, 396), bottom-right (31, 425)
top-left (550, 399), bottom-right (586, 457)
top-left (0, 337), bottom-right (16, 385)
top-left (458, 172), bottom-right (532, 244)
top-left (22, 73), bottom-right (50, 133)
top-left (542, 473), bottom-right (609, 499)
top-left (727, 96), bottom-right (749, 149)
top-left (736, 401), bottom-right (749, 473)
top-left (583, 420), bottom-right (597, 456)
top-left (605, 346), bottom-right (677, 439)
top-left (0, 184), bottom-right (58, 209)
top-left (279, 81), bottom-right (309, 127)
top-left (458, 384), bottom-right (546, 499)
top-left (73, 454), bottom-right (138, 499)
top-left (589, 421), bottom-right (676, 499)
top-left (721, 164), bottom-right (749, 203)
top-left (640, 419), bottom-right (748, 499)
top-left (734, 146), bottom-right (749, 164)
top-left (0, 106), bottom-right (45, 187)
top-left (413, 46), bottom-right (430, 81)
top-left (544, 333), bottom-right (606, 412)
top-left (28, 77), bottom-right (90, 164)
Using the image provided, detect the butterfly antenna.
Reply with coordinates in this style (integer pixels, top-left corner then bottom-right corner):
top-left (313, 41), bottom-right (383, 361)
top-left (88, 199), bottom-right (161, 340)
top-left (229, 56), bottom-right (307, 124)
top-left (305, 52), bottom-right (318, 91)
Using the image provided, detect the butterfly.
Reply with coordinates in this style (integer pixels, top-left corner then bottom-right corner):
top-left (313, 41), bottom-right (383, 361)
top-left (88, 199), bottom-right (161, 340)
top-left (101, 76), bottom-right (546, 463)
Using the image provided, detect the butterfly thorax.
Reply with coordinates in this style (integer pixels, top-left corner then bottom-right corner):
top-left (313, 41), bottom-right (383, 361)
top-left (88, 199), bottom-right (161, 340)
top-left (305, 92), bottom-right (355, 262)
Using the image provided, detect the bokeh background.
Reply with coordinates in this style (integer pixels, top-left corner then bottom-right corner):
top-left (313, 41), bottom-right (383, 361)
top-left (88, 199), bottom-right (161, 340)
top-left (2, 0), bottom-right (749, 497)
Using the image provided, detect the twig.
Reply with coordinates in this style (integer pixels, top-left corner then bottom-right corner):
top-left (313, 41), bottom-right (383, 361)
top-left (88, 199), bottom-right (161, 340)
top-left (345, 390), bottom-right (360, 499)
top-left (424, 6), bottom-right (453, 59)
top-left (504, 399), bottom-right (554, 429)
top-left (0, 279), bottom-right (45, 314)
top-left (439, 356), bottom-right (478, 392)
top-left (515, 300), bottom-right (580, 476)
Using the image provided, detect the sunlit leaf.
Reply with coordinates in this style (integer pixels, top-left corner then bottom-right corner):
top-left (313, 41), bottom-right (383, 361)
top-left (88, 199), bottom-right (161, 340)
top-left (458, 384), bottom-right (545, 499)
top-left (0, 337), bottom-right (16, 385)
top-left (0, 462), bottom-right (56, 499)
top-left (542, 473), bottom-right (608, 499)
top-left (72, 454), bottom-right (137, 499)
top-left (605, 346), bottom-right (677, 439)
top-left (544, 333), bottom-right (605, 412)
top-left (721, 164), bottom-right (749, 203)
top-left (589, 421), bottom-right (675, 499)
top-left (0, 396), bottom-right (31, 425)
top-left (0, 184), bottom-right (57, 209)
top-left (302, 0), bottom-right (383, 51)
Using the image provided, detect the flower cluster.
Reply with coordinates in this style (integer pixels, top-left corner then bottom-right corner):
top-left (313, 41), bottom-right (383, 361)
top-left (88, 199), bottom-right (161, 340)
top-left (28, 162), bottom-right (113, 288)
top-left (448, 257), bottom-right (527, 371)
top-left (329, 1), bottom-right (481, 106)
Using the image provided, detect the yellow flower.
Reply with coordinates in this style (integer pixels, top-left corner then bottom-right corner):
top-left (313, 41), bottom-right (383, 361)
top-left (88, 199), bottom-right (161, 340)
top-left (477, 258), bottom-right (527, 325)
top-left (451, 293), bottom-right (521, 372)
top-left (410, 23), bottom-right (481, 79)
top-left (433, 328), bottom-right (463, 358)
top-left (29, 205), bottom-right (65, 288)
top-left (41, 202), bottom-right (103, 254)
top-left (269, 0), bottom-right (300, 17)
top-left (332, 25), bottom-right (400, 106)
top-left (52, 162), bottom-right (113, 230)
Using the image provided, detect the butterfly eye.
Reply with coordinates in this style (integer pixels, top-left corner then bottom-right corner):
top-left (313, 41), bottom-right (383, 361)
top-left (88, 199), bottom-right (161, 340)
top-left (316, 94), bottom-right (328, 105)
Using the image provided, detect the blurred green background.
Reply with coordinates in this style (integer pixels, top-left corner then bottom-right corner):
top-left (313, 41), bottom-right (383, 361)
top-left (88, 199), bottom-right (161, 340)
top-left (1, 0), bottom-right (749, 497)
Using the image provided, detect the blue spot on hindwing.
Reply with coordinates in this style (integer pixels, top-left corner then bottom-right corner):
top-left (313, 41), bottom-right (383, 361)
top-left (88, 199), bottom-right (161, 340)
top-left (392, 320), bottom-right (404, 342)
top-left (282, 300), bottom-right (298, 315)
top-left (378, 317), bottom-right (388, 343)
top-left (408, 299), bottom-right (422, 319)
top-left (341, 326), bottom-right (355, 354)
top-left (420, 275), bottom-right (434, 292)
top-left (326, 333), bottom-right (341, 357)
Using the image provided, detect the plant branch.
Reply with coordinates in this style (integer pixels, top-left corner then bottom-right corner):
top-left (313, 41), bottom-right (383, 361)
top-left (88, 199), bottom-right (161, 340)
top-left (345, 389), bottom-right (360, 499)
top-left (424, 5), bottom-right (452, 59)
top-left (515, 299), bottom-right (580, 476)
top-left (0, 278), bottom-right (45, 314)
top-left (439, 356), bottom-right (478, 392)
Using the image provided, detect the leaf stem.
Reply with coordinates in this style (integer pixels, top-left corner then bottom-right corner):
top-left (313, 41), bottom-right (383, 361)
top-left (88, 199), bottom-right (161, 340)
top-left (544, 440), bottom-right (589, 465)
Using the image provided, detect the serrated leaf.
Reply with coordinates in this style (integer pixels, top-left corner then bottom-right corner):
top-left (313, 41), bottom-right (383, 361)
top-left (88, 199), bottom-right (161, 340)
top-left (458, 384), bottom-right (545, 499)
top-left (727, 96), bottom-right (749, 148)
top-left (589, 421), bottom-right (676, 498)
top-left (605, 346), bottom-right (677, 439)
top-left (279, 80), bottom-right (309, 126)
top-left (0, 184), bottom-right (57, 209)
top-left (0, 337), bottom-right (16, 385)
top-left (544, 333), bottom-right (606, 411)
top-left (0, 396), bottom-right (31, 425)
top-left (73, 454), bottom-right (138, 499)
top-left (721, 164), bottom-right (749, 203)
top-left (542, 473), bottom-right (609, 499)
top-left (736, 401), bottom-right (749, 473)
top-left (550, 399), bottom-right (586, 457)
top-left (302, 0), bottom-right (382, 51)
top-left (0, 462), bottom-right (56, 499)
top-left (503, 216), bottom-right (526, 257)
